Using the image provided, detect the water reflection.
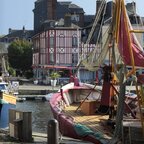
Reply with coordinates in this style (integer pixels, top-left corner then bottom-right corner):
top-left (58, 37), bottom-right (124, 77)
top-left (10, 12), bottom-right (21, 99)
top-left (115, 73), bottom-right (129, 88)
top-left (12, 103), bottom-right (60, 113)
top-left (16, 100), bottom-right (53, 133)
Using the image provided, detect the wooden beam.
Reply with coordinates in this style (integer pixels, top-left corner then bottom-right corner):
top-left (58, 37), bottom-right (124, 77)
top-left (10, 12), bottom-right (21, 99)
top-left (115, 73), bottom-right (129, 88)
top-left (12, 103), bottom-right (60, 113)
top-left (130, 30), bottom-right (144, 33)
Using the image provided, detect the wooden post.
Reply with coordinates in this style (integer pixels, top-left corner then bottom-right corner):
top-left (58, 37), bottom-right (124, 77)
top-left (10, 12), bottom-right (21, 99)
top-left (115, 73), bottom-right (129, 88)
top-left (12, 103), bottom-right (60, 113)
top-left (47, 119), bottom-right (59, 144)
top-left (9, 109), bottom-right (32, 142)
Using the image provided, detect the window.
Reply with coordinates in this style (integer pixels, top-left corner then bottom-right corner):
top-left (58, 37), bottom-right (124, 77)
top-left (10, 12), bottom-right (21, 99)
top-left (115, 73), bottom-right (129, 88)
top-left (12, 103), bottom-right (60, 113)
top-left (71, 14), bottom-right (79, 22)
top-left (72, 35), bottom-right (78, 47)
top-left (50, 36), bottom-right (54, 48)
top-left (49, 53), bottom-right (54, 64)
top-left (58, 34), bottom-right (65, 53)
top-left (49, 35), bottom-right (55, 64)
top-left (72, 53), bottom-right (78, 64)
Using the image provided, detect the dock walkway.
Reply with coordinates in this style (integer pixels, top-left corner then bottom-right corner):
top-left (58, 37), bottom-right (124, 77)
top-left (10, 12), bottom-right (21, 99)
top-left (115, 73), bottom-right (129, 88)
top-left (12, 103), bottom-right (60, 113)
top-left (18, 84), bottom-right (137, 96)
top-left (0, 130), bottom-right (92, 143)
top-left (18, 84), bottom-right (60, 98)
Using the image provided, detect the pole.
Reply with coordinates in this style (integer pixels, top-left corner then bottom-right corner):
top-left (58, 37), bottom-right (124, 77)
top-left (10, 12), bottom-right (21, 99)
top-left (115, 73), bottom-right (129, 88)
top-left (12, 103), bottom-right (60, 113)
top-left (77, 27), bottom-right (80, 80)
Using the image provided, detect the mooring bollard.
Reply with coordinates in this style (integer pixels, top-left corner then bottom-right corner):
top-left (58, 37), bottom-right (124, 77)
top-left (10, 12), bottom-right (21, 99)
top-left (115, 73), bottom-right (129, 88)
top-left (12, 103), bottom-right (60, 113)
top-left (47, 119), bottom-right (59, 144)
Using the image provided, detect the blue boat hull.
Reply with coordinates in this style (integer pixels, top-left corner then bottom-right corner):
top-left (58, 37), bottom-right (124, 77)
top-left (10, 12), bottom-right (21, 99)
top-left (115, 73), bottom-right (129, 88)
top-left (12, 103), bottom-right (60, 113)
top-left (0, 103), bottom-right (16, 128)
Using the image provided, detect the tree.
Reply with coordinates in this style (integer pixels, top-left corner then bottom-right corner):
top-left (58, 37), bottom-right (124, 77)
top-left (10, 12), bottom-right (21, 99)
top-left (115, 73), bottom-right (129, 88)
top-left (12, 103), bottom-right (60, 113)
top-left (8, 40), bottom-right (33, 76)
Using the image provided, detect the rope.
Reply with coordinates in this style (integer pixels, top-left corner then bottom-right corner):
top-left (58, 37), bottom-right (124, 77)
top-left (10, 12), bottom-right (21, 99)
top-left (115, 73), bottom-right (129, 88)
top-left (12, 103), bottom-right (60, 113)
top-left (75, 83), bottom-right (98, 112)
top-left (76, 0), bottom-right (107, 71)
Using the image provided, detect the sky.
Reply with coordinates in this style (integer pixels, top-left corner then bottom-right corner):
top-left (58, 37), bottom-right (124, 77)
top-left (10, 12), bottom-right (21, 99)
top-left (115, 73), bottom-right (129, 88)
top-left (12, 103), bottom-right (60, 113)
top-left (0, 0), bottom-right (144, 35)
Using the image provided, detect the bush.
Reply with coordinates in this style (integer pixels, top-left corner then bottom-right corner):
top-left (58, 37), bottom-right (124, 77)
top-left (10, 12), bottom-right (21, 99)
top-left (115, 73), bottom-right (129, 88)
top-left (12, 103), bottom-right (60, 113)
top-left (8, 67), bottom-right (16, 76)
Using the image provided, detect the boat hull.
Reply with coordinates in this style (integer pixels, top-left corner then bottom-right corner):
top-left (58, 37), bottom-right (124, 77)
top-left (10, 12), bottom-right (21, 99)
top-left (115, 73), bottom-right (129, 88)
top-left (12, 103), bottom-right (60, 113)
top-left (50, 83), bottom-right (139, 144)
top-left (0, 93), bottom-right (16, 128)
top-left (0, 103), bottom-right (15, 128)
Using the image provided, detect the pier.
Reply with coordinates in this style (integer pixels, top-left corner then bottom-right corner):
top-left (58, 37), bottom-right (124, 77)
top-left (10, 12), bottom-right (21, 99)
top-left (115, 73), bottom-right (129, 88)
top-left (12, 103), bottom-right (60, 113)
top-left (18, 84), bottom-right (137, 100)
top-left (17, 84), bottom-right (60, 101)
top-left (0, 129), bottom-right (92, 143)
top-left (18, 84), bottom-right (60, 95)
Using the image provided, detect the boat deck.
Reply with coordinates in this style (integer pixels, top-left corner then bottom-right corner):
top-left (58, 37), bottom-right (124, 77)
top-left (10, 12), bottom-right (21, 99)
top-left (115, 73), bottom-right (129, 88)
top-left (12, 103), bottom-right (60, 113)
top-left (64, 103), bottom-right (113, 139)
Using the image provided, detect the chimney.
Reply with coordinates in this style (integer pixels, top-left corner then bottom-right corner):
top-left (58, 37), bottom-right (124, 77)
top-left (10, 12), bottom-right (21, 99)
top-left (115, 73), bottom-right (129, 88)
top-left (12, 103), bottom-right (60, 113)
top-left (64, 14), bottom-right (71, 27)
top-left (9, 28), bottom-right (12, 34)
top-left (47, 0), bottom-right (57, 20)
top-left (22, 26), bottom-right (25, 33)
top-left (126, 2), bottom-right (136, 14)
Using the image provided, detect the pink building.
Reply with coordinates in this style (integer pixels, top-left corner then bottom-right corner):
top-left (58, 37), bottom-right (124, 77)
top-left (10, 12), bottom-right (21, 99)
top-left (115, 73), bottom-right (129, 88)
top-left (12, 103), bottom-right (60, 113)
top-left (32, 27), bottom-right (81, 84)
top-left (32, 26), bottom-right (97, 85)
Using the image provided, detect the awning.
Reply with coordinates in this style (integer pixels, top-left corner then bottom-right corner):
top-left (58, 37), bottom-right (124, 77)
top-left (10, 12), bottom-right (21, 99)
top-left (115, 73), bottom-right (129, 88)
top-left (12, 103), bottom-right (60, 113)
top-left (32, 65), bottom-right (74, 70)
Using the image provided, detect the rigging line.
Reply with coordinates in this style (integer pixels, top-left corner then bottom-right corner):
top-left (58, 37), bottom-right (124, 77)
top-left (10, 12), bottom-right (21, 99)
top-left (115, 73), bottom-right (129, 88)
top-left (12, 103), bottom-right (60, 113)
top-left (75, 0), bottom-right (106, 73)
top-left (115, 0), bottom-right (122, 43)
top-left (78, 0), bottom-right (106, 64)
top-left (82, 3), bottom-right (108, 61)
top-left (139, 15), bottom-right (144, 28)
top-left (91, 1), bottom-right (108, 64)
top-left (75, 83), bottom-right (99, 113)
top-left (86, 24), bottom-right (111, 63)
top-left (95, 1), bottom-right (108, 46)
top-left (85, 0), bottom-right (106, 44)
top-left (82, 30), bottom-right (112, 71)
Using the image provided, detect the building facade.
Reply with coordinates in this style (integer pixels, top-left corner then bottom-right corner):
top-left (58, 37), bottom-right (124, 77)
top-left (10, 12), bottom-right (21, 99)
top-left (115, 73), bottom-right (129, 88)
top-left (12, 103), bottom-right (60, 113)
top-left (32, 0), bottom-right (97, 84)
top-left (32, 26), bottom-right (97, 84)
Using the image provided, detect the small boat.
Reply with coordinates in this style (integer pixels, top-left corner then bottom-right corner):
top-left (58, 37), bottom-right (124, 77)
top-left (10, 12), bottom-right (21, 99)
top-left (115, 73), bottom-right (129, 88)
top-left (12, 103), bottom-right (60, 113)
top-left (42, 93), bottom-right (54, 101)
top-left (0, 80), bottom-right (16, 128)
top-left (49, 0), bottom-right (144, 143)
top-left (50, 82), bottom-right (109, 143)
top-left (50, 82), bottom-right (140, 143)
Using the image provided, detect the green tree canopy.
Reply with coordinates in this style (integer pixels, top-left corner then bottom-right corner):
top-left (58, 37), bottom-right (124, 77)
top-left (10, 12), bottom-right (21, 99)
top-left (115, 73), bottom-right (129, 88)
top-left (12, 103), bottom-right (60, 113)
top-left (8, 40), bottom-right (33, 73)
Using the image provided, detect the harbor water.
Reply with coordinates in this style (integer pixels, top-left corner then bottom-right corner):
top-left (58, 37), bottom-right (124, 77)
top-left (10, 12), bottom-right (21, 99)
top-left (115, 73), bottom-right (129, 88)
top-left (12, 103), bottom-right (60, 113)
top-left (16, 99), bottom-right (53, 133)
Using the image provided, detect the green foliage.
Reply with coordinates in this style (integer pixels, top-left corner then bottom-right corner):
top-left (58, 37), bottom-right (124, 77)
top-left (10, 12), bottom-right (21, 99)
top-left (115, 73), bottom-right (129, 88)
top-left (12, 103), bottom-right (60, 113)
top-left (8, 40), bottom-right (32, 75)
top-left (50, 71), bottom-right (61, 80)
top-left (8, 67), bottom-right (16, 76)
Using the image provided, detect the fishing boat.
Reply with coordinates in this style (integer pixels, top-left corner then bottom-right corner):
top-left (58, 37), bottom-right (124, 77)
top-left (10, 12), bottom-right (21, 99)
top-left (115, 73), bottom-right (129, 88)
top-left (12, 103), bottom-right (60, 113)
top-left (50, 0), bottom-right (144, 143)
top-left (0, 54), bottom-right (17, 128)
top-left (0, 78), bottom-right (16, 128)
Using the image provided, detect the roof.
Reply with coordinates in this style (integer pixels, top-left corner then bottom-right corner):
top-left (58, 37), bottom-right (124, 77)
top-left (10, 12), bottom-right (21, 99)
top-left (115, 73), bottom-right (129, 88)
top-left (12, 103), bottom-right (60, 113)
top-left (0, 29), bottom-right (34, 42)
top-left (84, 15), bottom-right (95, 22)
top-left (57, 1), bottom-right (84, 15)
top-left (35, 0), bottom-right (44, 3)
